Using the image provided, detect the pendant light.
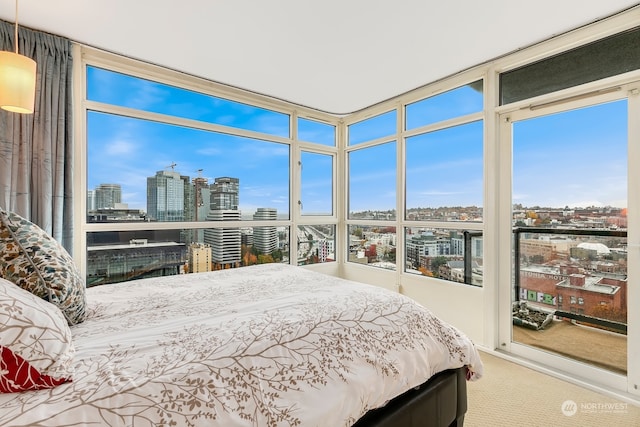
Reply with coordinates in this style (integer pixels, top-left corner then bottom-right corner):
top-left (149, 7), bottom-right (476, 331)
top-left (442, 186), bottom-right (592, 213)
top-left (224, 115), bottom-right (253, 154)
top-left (0, 0), bottom-right (36, 114)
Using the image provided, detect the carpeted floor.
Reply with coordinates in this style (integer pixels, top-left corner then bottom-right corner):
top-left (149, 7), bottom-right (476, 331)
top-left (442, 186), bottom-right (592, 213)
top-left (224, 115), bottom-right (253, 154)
top-left (465, 351), bottom-right (640, 427)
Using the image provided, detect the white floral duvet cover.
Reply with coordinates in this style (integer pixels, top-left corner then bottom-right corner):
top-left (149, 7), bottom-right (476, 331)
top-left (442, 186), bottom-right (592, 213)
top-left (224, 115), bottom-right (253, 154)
top-left (0, 263), bottom-right (483, 427)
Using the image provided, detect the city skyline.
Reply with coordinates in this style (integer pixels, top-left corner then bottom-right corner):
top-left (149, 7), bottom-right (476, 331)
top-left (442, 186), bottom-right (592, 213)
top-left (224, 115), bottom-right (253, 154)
top-left (87, 171), bottom-right (626, 219)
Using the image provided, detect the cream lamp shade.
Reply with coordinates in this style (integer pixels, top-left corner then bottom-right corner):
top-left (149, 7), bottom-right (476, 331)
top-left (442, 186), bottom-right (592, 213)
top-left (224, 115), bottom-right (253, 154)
top-left (0, 50), bottom-right (36, 113)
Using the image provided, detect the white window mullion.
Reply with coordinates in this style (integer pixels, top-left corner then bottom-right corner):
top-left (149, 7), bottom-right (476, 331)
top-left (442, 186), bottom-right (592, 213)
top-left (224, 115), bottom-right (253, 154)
top-left (626, 85), bottom-right (640, 397)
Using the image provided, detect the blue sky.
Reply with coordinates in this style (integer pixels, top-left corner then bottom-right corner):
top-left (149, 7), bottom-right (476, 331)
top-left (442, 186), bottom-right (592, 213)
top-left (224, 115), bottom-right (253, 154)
top-left (87, 67), bottom-right (335, 216)
top-left (513, 100), bottom-right (627, 209)
top-left (87, 67), bottom-right (628, 217)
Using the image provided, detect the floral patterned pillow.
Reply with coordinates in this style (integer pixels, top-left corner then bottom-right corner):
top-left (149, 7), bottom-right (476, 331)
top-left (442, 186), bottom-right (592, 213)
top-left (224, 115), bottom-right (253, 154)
top-left (0, 278), bottom-right (75, 393)
top-left (0, 209), bottom-right (86, 325)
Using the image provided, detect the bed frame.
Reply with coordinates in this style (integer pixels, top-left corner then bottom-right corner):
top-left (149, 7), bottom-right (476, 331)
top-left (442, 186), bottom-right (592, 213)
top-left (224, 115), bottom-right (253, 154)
top-left (353, 367), bottom-right (467, 427)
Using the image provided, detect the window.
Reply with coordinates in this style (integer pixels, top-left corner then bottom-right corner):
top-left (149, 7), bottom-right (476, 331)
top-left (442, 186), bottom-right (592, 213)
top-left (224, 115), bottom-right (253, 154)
top-left (298, 117), bottom-right (336, 146)
top-left (82, 56), bottom-right (338, 284)
top-left (405, 80), bottom-right (483, 129)
top-left (570, 296), bottom-right (577, 304)
top-left (348, 110), bottom-right (397, 145)
top-left (297, 225), bottom-right (335, 264)
top-left (86, 227), bottom-right (290, 286)
top-left (348, 142), bottom-right (397, 220)
top-left (578, 297), bottom-right (584, 305)
top-left (401, 81), bottom-right (484, 285)
top-left (405, 121), bottom-right (483, 220)
top-left (346, 118), bottom-right (397, 273)
top-left (405, 228), bottom-right (482, 286)
top-left (348, 225), bottom-right (396, 270)
top-left (87, 66), bottom-right (290, 137)
top-left (87, 111), bottom-right (290, 222)
top-left (300, 151), bottom-right (333, 216)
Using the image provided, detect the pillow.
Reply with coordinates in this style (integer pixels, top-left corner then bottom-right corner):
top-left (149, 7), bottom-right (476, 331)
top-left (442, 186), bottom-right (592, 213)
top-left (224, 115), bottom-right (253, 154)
top-left (0, 278), bottom-right (75, 393)
top-left (0, 208), bottom-right (86, 325)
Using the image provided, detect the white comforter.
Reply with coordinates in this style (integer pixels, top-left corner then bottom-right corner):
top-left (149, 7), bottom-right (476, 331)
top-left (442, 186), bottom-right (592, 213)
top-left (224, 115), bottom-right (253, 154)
top-left (0, 263), bottom-right (483, 426)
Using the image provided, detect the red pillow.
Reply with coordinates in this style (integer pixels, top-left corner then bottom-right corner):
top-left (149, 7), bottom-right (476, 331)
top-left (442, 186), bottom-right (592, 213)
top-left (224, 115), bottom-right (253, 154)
top-left (0, 278), bottom-right (75, 393)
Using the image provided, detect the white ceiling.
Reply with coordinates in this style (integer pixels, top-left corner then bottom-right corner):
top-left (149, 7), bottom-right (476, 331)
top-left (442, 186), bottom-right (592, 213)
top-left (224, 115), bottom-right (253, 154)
top-left (1, 1), bottom-right (638, 114)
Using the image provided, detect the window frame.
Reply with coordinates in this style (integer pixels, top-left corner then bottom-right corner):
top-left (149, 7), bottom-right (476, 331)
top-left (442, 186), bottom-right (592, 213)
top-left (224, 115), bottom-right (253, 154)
top-left (74, 46), bottom-right (340, 278)
top-left (343, 78), bottom-right (485, 286)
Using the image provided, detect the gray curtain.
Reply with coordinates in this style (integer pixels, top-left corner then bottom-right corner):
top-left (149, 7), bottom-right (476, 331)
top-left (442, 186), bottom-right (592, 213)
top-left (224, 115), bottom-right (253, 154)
top-left (0, 20), bottom-right (74, 253)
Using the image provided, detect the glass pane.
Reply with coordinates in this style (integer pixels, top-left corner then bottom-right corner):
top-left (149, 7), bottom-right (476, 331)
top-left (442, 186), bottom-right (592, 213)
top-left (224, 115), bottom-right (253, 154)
top-left (86, 227), bottom-right (290, 286)
top-left (405, 121), bottom-right (483, 221)
top-left (512, 100), bottom-right (627, 374)
top-left (405, 80), bottom-right (483, 129)
top-left (87, 111), bottom-right (290, 222)
top-left (296, 225), bottom-right (336, 264)
top-left (301, 151), bottom-right (333, 216)
top-left (298, 117), bottom-right (335, 146)
top-left (348, 110), bottom-right (397, 145)
top-left (348, 225), bottom-right (396, 270)
top-left (405, 227), bottom-right (483, 286)
top-left (348, 142), bottom-right (396, 220)
top-left (513, 102), bottom-right (626, 211)
top-left (513, 229), bottom-right (627, 374)
top-left (87, 66), bottom-right (290, 137)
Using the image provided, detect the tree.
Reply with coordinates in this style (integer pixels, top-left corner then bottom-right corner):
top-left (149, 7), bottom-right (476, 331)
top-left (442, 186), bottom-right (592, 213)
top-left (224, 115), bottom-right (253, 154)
top-left (387, 247), bottom-right (396, 262)
top-left (418, 267), bottom-right (434, 277)
top-left (257, 254), bottom-right (275, 264)
top-left (243, 251), bottom-right (257, 266)
top-left (430, 256), bottom-right (448, 276)
top-left (272, 249), bottom-right (283, 262)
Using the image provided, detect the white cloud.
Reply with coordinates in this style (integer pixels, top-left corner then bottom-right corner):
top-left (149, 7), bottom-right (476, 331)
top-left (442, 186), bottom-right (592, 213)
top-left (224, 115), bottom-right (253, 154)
top-left (105, 139), bottom-right (136, 156)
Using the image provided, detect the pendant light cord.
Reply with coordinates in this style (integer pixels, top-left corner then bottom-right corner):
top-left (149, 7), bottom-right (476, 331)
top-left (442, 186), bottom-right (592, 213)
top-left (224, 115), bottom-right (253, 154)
top-left (14, 0), bottom-right (19, 54)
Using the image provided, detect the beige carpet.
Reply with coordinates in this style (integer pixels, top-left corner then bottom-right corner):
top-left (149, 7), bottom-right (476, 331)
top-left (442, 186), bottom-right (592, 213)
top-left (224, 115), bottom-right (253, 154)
top-left (465, 351), bottom-right (640, 427)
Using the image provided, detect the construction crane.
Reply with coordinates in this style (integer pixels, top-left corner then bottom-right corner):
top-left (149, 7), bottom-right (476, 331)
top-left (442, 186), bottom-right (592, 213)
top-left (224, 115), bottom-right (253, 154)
top-left (165, 162), bottom-right (177, 171)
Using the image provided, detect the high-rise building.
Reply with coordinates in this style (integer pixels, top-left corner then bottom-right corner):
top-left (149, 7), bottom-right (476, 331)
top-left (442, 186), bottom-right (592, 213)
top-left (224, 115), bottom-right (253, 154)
top-left (94, 183), bottom-right (122, 210)
top-left (190, 174), bottom-right (210, 243)
top-left (253, 208), bottom-right (278, 254)
top-left (182, 175), bottom-right (195, 222)
top-left (192, 174), bottom-right (209, 221)
top-left (180, 174), bottom-right (196, 244)
top-left (210, 177), bottom-right (239, 210)
top-left (188, 242), bottom-right (212, 273)
top-left (205, 210), bottom-right (241, 268)
top-left (318, 238), bottom-right (329, 262)
top-left (204, 177), bottom-right (241, 269)
top-left (87, 189), bottom-right (95, 211)
top-left (147, 169), bottom-right (185, 221)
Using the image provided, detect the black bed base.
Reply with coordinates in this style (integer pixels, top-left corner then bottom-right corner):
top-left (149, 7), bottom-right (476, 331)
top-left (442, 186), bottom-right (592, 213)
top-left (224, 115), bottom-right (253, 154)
top-left (352, 367), bottom-right (467, 427)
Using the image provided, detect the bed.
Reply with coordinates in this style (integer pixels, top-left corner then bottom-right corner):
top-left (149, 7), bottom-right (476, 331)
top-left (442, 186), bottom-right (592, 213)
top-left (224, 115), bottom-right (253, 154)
top-left (0, 209), bottom-right (482, 427)
top-left (1, 261), bottom-right (482, 427)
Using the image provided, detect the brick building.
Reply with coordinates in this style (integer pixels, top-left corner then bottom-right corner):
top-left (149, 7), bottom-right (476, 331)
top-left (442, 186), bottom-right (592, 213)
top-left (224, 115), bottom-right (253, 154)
top-left (519, 266), bottom-right (626, 322)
